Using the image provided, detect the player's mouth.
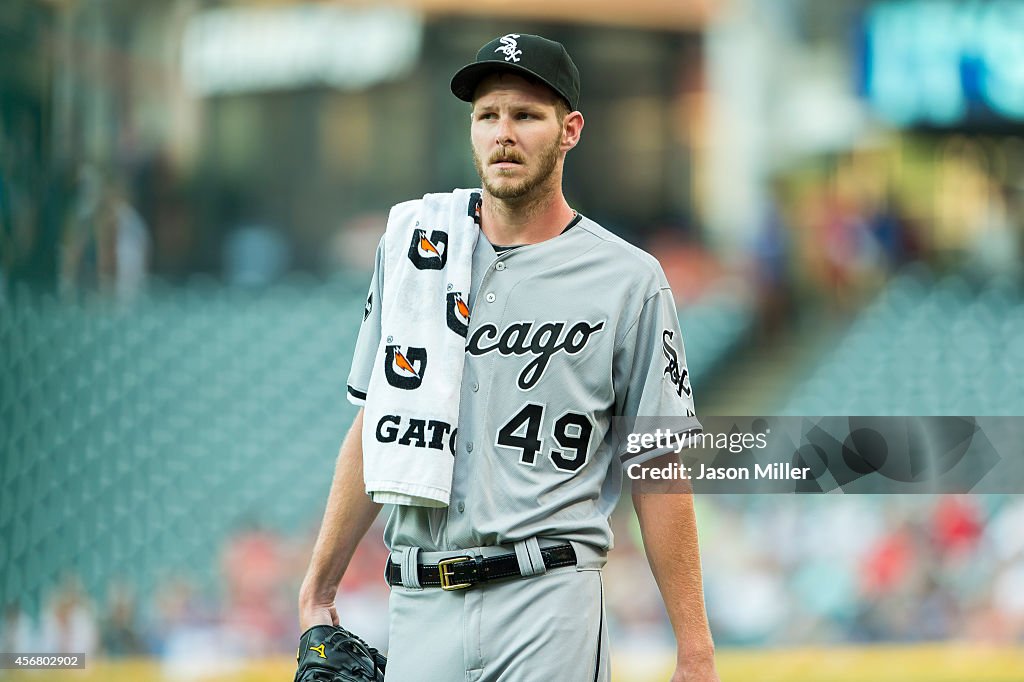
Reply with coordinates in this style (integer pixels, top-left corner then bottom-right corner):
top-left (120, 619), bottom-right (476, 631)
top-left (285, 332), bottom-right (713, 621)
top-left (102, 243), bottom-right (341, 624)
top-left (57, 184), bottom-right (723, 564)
top-left (490, 151), bottom-right (525, 168)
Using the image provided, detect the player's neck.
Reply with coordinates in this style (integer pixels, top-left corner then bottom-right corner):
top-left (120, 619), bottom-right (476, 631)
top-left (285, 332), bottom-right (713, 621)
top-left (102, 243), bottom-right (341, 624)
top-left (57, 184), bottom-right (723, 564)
top-left (480, 187), bottom-right (574, 246)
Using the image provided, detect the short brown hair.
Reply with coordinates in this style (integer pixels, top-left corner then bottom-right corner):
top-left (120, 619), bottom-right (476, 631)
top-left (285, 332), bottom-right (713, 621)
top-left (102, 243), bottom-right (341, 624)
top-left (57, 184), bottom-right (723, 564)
top-left (553, 97), bottom-right (570, 123)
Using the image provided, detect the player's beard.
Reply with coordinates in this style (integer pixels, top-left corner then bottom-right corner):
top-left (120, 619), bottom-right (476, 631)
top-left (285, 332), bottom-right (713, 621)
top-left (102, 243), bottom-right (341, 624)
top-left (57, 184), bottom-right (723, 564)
top-left (473, 133), bottom-right (561, 202)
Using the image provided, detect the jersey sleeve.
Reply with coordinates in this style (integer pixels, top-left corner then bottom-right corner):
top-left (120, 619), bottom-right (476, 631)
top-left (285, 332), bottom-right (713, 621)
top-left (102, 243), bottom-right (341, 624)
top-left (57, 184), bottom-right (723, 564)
top-left (612, 286), bottom-right (702, 466)
top-left (346, 236), bottom-right (385, 406)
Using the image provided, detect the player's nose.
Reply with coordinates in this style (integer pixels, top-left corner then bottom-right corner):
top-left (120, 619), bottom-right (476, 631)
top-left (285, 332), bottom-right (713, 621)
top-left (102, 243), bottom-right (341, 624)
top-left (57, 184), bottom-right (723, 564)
top-left (494, 116), bottom-right (515, 147)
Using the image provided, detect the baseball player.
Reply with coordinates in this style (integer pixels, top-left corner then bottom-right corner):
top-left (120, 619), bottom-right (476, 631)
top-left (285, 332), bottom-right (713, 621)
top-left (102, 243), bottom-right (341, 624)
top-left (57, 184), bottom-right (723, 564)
top-left (299, 34), bottom-right (718, 682)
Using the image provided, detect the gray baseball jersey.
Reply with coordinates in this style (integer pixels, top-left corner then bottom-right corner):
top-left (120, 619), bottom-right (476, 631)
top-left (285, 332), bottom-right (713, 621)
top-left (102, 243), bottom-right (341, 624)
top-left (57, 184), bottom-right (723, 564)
top-left (346, 192), bottom-right (700, 555)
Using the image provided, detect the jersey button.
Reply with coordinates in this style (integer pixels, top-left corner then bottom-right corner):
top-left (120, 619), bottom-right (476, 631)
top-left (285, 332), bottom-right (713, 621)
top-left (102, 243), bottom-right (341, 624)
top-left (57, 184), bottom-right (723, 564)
top-left (495, 262), bottom-right (506, 271)
top-left (471, 381), bottom-right (479, 392)
top-left (457, 501), bottom-right (465, 513)
top-left (485, 292), bottom-right (496, 303)
top-left (466, 441), bottom-right (474, 452)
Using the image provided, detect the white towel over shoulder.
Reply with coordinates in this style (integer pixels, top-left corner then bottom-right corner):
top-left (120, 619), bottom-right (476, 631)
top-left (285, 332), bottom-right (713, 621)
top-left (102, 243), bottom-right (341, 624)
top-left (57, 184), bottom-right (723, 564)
top-left (362, 188), bottom-right (480, 507)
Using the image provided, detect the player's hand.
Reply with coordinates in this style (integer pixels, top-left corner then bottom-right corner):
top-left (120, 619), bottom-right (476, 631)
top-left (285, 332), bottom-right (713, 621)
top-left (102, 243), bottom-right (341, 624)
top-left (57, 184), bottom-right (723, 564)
top-left (298, 600), bottom-right (339, 632)
top-left (670, 654), bottom-right (719, 682)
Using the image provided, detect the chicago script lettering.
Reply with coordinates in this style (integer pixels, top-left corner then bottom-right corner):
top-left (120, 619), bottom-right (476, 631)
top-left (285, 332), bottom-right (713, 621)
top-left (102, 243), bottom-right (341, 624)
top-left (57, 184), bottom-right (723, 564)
top-left (467, 320), bottom-right (605, 390)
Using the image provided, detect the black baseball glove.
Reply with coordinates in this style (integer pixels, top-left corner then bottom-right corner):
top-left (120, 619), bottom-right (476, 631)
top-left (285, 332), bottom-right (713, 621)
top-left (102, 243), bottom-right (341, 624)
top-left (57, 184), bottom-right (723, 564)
top-left (294, 624), bottom-right (387, 682)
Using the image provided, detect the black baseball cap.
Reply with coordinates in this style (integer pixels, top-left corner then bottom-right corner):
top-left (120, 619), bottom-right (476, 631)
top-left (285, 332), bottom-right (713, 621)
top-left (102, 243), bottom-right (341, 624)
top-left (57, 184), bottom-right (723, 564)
top-left (450, 33), bottom-right (580, 111)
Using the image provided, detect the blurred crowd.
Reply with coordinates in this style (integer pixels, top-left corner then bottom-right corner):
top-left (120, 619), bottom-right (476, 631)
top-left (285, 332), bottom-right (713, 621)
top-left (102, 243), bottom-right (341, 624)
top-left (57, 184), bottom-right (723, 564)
top-left (4, 4), bottom-right (1022, 312)
top-left (744, 144), bottom-right (1024, 338)
top-left (0, 522), bottom-right (388, 664)
top-left (690, 495), bottom-right (1024, 647)
top-left (4, 494), bottom-right (1024, 663)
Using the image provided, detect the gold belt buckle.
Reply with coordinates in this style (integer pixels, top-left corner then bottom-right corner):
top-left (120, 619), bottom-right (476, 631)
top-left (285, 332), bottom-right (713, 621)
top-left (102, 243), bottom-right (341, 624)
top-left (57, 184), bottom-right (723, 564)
top-left (437, 555), bottom-right (474, 591)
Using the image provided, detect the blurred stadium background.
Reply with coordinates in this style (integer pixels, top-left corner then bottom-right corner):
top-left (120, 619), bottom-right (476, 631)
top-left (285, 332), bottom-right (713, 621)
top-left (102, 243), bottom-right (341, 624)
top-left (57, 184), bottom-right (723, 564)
top-left (2, 0), bottom-right (1024, 680)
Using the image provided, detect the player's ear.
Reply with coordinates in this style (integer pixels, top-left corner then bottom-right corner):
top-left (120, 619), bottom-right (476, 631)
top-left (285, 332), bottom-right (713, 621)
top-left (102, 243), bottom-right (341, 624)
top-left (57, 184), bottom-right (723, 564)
top-left (561, 111), bottom-right (584, 151)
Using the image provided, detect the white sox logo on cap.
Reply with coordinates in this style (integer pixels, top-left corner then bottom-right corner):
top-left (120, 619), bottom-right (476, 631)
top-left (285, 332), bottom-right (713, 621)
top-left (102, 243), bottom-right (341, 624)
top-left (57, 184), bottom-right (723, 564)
top-left (495, 34), bottom-right (522, 62)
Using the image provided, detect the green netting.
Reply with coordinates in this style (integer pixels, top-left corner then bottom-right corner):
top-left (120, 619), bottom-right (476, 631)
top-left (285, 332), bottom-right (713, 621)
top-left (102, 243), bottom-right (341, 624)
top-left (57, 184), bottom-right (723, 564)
top-left (0, 276), bottom-right (369, 612)
top-left (782, 271), bottom-right (1024, 416)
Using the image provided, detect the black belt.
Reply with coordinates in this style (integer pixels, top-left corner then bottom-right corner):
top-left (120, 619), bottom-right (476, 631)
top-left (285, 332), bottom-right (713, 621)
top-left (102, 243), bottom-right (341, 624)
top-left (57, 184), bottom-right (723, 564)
top-left (385, 544), bottom-right (577, 591)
